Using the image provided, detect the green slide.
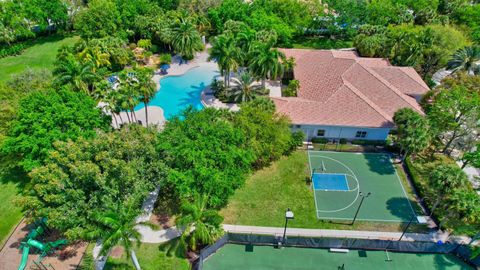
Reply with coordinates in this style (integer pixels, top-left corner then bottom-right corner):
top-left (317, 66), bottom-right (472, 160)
top-left (17, 218), bottom-right (67, 270)
top-left (18, 246), bottom-right (30, 270)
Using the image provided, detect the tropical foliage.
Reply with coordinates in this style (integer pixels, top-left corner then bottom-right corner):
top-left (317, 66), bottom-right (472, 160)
top-left (2, 89), bottom-right (111, 171)
top-left (16, 125), bottom-right (165, 239)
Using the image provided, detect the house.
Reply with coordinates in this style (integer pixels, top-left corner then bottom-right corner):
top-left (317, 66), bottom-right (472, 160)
top-left (272, 49), bottom-right (430, 141)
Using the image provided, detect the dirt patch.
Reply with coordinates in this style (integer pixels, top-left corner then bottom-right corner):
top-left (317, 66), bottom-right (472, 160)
top-left (0, 220), bottom-right (87, 270)
top-left (110, 246), bottom-right (124, 259)
top-left (150, 213), bottom-right (175, 229)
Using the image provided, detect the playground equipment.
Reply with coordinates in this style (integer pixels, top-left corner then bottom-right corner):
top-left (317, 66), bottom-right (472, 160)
top-left (17, 218), bottom-right (68, 270)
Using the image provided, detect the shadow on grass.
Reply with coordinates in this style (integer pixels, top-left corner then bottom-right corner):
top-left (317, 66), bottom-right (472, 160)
top-left (0, 153), bottom-right (29, 192)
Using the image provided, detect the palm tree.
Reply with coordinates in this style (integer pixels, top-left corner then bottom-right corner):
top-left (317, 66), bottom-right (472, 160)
top-left (87, 203), bottom-right (157, 270)
top-left (447, 46), bottom-right (480, 75)
top-left (429, 165), bottom-right (469, 217)
top-left (282, 56), bottom-right (296, 80)
top-left (53, 55), bottom-right (97, 95)
top-left (208, 34), bottom-right (242, 87)
top-left (170, 18), bottom-right (203, 60)
top-left (175, 194), bottom-right (223, 253)
top-left (136, 68), bottom-right (157, 127)
top-left (77, 45), bottom-right (111, 72)
top-left (248, 43), bottom-right (285, 88)
top-left (228, 72), bottom-right (264, 103)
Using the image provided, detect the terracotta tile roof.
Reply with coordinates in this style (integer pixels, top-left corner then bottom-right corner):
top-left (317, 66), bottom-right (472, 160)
top-left (274, 49), bottom-right (429, 128)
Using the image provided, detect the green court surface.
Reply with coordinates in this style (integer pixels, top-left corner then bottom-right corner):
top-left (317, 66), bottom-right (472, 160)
top-left (203, 244), bottom-right (473, 270)
top-left (308, 151), bottom-right (415, 222)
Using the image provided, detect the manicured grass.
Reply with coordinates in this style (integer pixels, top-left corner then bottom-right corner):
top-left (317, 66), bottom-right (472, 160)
top-left (0, 181), bottom-right (23, 247)
top-left (104, 243), bottom-right (190, 270)
top-left (203, 244), bottom-right (473, 270)
top-left (292, 37), bottom-right (353, 50)
top-left (221, 151), bottom-right (428, 232)
top-left (0, 35), bottom-right (79, 82)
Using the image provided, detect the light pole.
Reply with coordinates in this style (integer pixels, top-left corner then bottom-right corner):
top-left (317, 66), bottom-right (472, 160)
top-left (282, 208), bottom-right (294, 244)
top-left (351, 192), bottom-right (371, 225)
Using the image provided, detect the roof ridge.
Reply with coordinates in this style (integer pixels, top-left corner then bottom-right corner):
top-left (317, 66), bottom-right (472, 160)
top-left (342, 80), bottom-right (393, 122)
top-left (359, 64), bottom-right (423, 113)
top-left (397, 67), bottom-right (430, 90)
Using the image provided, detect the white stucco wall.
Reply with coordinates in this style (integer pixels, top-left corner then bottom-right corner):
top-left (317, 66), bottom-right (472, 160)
top-left (292, 124), bottom-right (390, 141)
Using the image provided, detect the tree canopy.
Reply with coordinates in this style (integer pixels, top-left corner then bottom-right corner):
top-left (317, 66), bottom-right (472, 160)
top-left (17, 125), bottom-right (165, 239)
top-left (2, 89), bottom-right (111, 171)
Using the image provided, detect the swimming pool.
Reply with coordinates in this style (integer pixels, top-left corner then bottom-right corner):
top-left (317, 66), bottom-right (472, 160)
top-left (134, 64), bottom-right (219, 119)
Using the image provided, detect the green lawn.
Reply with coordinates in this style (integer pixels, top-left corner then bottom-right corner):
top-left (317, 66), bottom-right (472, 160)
top-left (0, 35), bottom-right (79, 82)
top-left (104, 243), bottom-right (190, 270)
top-left (203, 244), bottom-right (473, 270)
top-left (292, 37), bottom-right (353, 50)
top-left (0, 181), bottom-right (23, 247)
top-left (221, 151), bottom-right (427, 232)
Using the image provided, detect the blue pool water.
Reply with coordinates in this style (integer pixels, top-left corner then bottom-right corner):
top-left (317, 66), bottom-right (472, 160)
top-left (134, 64), bottom-right (219, 119)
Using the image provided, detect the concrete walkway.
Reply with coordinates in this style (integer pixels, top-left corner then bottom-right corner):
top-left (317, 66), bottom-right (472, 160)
top-left (222, 224), bottom-right (474, 244)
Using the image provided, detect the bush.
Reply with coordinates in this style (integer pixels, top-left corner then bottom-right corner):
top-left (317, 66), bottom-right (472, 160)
top-left (151, 44), bottom-right (159, 53)
top-left (159, 53), bottom-right (172, 65)
top-left (137, 39), bottom-right (152, 50)
top-left (311, 137), bottom-right (328, 144)
top-left (339, 138), bottom-right (347, 144)
top-left (282, 79), bottom-right (299, 97)
top-left (290, 131), bottom-right (305, 150)
top-left (129, 43), bottom-right (137, 50)
top-left (0, 43), bottom-right (27, 58)
top-left (351, 139), bottom-right (385, 146)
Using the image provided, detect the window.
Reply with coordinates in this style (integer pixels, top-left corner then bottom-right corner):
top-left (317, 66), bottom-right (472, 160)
top-left (317, 129), bottom-right (325, 137)
top-left (295, 125), bottom-right (301, 128)
top-left (355, 131), bottom-right (367, 138)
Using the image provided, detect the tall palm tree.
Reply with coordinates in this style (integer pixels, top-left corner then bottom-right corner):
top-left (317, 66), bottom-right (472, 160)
top-left (53, 55), bottom-right (97, 95)
top-left (447, 46), bottom-right (480, 75)
top-left (208, 34), bottom-right (242, 87)
top-left (136, 68), bottom-right (157, 127)
top-left (228, 72), bottom-right (264, 103)
top-left (87, 203), bottom-right (157, 270)
top-left (175, 194), bottom-right (223, 253)
top-left (248, 43), bottom-right (285, 88)
top-left (170, 18), bottom-right (203, 60)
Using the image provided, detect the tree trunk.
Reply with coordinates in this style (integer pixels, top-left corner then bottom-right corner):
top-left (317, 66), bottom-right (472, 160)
top-left (112, 114), bottom-right (119, 128)
top-left (131, 110), bottom-right (137, 123)
top-left (126, 111), bottom-right (131, 123)
top-left (262, 78), bottom-right (266, 88)
top-left (131, 250), bottom-right (141, 270)
top-left (118, 113), bottom-right (124, 126)
top-left (429, 196), bottom-right (442, 217)
top-left (144, 102), bottom-right (149, 127)
top-left (442, 130), bottom-right (458, 155)
top-left (461, 160), bottom-right (468, 169)
top-left (224, 71), bottom-right (228, 88)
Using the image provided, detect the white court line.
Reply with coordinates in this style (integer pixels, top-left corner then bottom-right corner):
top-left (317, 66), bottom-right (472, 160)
top-left (391, 156), bottom-right (417, 219)
top-left (308, 152), bottom-right (360, 213)
top-left (308, 151), bottom-right (321, 219)
top-left (316, 214), bottom-right (410, 223)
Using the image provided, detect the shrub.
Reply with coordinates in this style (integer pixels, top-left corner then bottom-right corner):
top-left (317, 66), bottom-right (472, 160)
top-left (137, 39), bottom-right (152, 50)
top-left (290, 131), bottom-right (305, 150)
top-left (351, 139), bottom-right (385, 146)
top-left (151, 44), bottom-right (159, 53)
top-left (159, 53), bottom-right (172, 65)
top-left (282, 79), bottom-right (299, 97)
top-left (311, 137), bottom-right (328, 144)
top-left (129, 43), bottom-right (137, 50)
top-left (339, 138), bottom-right (347, 144)
top-left (0, 43), bottom-right (27, 58)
